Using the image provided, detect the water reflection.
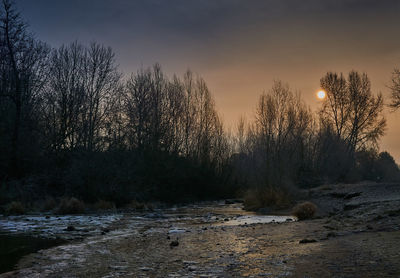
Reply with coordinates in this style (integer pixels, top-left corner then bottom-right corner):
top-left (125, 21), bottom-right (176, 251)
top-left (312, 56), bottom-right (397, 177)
top-left (0, 234), bottom-right (66, 274)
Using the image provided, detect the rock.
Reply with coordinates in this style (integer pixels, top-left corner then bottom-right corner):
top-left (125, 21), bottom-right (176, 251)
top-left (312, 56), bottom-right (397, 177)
top-left (372, 215), bottom-right (384, 221)
top-left (45, 215), bottom-right (50, 219)
top-left (170, 240), bottom-right (179, 247)
top-left (344, 192), bottom-right (361, 199)
top-left (344, 204), bottom-right (361, 211)
top-left (101, 227), bottom-right (110, 233)
top-left (169, 228), bottom-right (186, 234)
top-left (139, 267), bottom-right (153, 271)
top-left (330, 192), bottom-right (347, 198)
top-left (299, 238), bottom-right (317, 244)
top-left (183, 261), bottom-right (198, 264)
top-left (386, 209), bottom-right (400, 217)
top-left (286, 218), bottom-right (293, 222)
top-left (146, 212), bottom-right (164, 219)
top-left (326, 232), bottom-right (337, 238)
top-left (224, 218), bottom-right (229, 221)
top-left (188, 265), bottom-right (197, 271)
top-left (202, 227), bottom-right (207, 230)
top-left (65, 225), bottom-right (75, 231)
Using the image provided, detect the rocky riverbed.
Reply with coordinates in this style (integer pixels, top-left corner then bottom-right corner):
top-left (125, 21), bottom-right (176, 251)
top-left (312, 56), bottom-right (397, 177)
top-left (1, 182), bottom-right (400, 277)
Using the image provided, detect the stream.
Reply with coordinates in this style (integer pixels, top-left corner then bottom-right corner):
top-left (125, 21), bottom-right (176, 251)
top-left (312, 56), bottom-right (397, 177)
top-left (0, 201), bottom-right (296, 275)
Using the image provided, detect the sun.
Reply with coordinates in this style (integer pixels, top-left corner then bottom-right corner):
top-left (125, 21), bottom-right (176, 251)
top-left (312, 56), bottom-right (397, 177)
top-left (317, 90), bottom-right (326, 100)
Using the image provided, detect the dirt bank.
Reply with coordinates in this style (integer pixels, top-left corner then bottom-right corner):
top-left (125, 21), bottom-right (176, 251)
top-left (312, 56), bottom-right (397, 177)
top-left (1, 182), bottom-right (399, 277)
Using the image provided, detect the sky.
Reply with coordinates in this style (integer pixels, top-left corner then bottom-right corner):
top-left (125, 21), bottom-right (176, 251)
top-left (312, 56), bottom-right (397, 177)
top-left (17, 0), bottom-right (400, 161)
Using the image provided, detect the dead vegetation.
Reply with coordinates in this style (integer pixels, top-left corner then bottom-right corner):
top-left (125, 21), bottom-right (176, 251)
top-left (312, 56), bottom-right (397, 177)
top-left (292, 201), bottom-right (317, 220)
top-left (94, 200), bottom-right (116, 211)
top-left (57, 197), bottom-right (85, 214)
top-left (6, 201), bottom-right (25, 215)
top-left (243, 187), bottom-right (291, 211)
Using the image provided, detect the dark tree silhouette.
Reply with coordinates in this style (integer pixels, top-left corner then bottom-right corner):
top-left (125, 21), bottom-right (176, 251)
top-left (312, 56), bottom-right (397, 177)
top-left (0, 0), bottom-right (50, 176)
top-left (389, 68), bottom-right (400, 109)
top-left (42, 42), bottom-right (121, 152)
top-left (320, 71), bottom-right (386, 153)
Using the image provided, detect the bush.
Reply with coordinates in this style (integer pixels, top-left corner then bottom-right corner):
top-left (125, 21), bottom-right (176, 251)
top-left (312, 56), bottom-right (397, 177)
top-left (42, 196), bottom-right (57, 212)
top-left (6, 201), bottom-right (25, 215)
top-left (94, 200), bottom-right (116, 211)
top-left (243, 187), bottom-right (291, 211)
top-left (127, 200), bottom-right (154, 211)
top-left (57, 197), bottom-right (85, 214)
top-left (292, 201), bottom-right (317, 220)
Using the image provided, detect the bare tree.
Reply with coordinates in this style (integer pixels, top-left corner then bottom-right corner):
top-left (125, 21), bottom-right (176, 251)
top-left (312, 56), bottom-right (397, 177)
top-left (389, 68), bottom-right (400, 109)
top-left (320, 71), bottom-right (386, 152)
top-left (0, 0), bottom-right (50, 175)
top-left (43, 42), bottom-right (120, 152)
top-left (250, 80), bottom-right (314, 187)
top-left (124, 68), bottom-right (153, 151)
top-left (80, 42), bottom-right (121, 151)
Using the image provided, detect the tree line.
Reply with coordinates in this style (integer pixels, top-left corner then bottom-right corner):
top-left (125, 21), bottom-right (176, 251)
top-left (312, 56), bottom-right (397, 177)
top-left (0, 0), bottom-right (399, 207)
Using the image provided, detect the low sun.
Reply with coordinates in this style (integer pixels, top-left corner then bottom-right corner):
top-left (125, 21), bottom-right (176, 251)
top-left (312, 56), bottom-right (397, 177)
top-left (317, 90), bottom-right (326, 100)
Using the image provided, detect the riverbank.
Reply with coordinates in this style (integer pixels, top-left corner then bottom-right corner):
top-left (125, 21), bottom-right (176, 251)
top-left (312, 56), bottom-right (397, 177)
top-left (1, 182), bottom-right (399, 277)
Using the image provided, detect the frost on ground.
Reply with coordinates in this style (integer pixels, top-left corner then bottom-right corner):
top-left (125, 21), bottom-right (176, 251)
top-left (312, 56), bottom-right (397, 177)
top-left (1, 182), bottom-right (400, 277)
top-left (0, 215), bottom-right (122, 239)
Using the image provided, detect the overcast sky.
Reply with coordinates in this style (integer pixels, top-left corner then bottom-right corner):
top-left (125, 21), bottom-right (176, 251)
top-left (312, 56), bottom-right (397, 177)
top-left (17, 0), bottom-right (400, 161)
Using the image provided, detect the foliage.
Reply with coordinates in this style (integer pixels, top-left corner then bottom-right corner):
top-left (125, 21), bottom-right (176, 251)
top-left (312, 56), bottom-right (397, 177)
top-left (292, 202), bottom-right (317, 220)
top-left (94, 200), bottom-right (116, 211)
top-left (243, 187), bottom-right (292, 211)
top-left (57, 197), bottom-right (85, 214)
top-left (6, 201), bottom-right (25, 215)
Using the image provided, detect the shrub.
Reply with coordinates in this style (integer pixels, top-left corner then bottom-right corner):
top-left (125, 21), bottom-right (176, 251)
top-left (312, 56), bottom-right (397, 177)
top-left (292, 201), bottom-right (317, 220)
top-left (6, 201), bottom-right (25, 215)
top-left (127, 200), bottom-right (154, 211)
top-left (243, 187), bottom-right (291, 211)
top-left (94, 200), bottom-right (116, 211)
top-left (42, 196), bottom-right (57, 212)
top-left (128, 200), bottom-right (145, 210)
top-left (58, 197), bottom-right (85, 214)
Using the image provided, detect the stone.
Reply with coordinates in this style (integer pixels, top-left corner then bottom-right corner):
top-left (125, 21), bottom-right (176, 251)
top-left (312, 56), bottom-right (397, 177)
top-left (170, 240), bottom-right (179, 247)
top-left (299, 238), bottom-right (317, 244)
top-left (65, 225), bottom-right (75, 231)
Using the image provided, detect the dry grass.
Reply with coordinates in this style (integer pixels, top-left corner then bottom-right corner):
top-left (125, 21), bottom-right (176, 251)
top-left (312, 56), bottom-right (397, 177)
top-left (57, 197), bottom-right (85, 214)
top-left (292, 201), bottom-right (317, 220)
top-left (243, 187), bottom-right (291, 211)
top-left (6, 201), bottom-right (25, 215)
top-left (94, 200), bottom-right (116, 211)
top-left (127, 200), bottom-right (154, 211)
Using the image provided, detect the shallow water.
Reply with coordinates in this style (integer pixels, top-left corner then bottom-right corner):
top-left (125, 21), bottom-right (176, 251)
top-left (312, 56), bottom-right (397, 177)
top-left (0, 203), bottom-right (295, 274)
top-left (0, 214), bottom-right (122, 239)
top-left (220, 215), bottom-right (296, 226)
top-left (0, 234), bottom-right (66, 274)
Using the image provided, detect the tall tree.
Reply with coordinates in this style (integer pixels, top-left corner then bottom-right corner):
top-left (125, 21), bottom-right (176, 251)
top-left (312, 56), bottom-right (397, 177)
top-left (320, 71), bottom-right (386, 152)
top-left (43, 42), bottom-right (120, 152)
top-left (0, 0), bottom-right (50, 176)
top-left (389, 68), bottom-right (400, 109)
